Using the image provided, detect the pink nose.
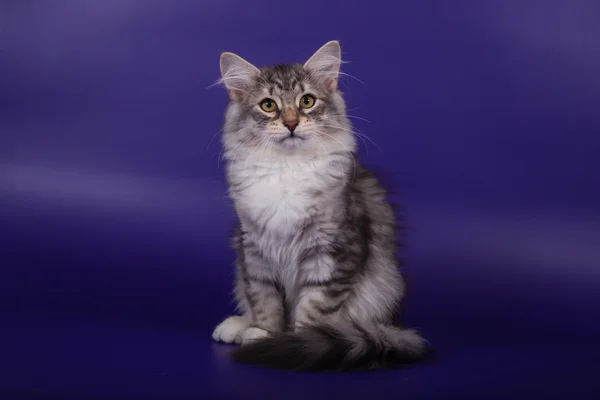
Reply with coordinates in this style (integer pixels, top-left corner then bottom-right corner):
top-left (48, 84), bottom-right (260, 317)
top-left (283, 120), bottom-right (298, 132)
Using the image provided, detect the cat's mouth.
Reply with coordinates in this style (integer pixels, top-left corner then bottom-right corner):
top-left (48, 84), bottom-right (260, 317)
top-left (278, 133), bottom-right (305, 143)
top-left (276, 133), bottom-right (306, 149)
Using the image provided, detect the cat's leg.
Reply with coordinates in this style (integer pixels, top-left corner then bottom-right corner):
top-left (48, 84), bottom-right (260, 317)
top-left (239, 268), bottom-right (285, 344)
top-left (212, 271), bottom-right (283, 345)
top-left (236, 236), bottom-right (285, 344)
top-left (293, 252), bottom-right (352, 330)
top-left (212, 259), bottom-right (253, 344)
top-left (213, 226), bottom-right (285, 344)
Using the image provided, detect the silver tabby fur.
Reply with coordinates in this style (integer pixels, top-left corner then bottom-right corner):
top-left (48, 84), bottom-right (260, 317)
top-left (212, 41), bottom-right (429, 371)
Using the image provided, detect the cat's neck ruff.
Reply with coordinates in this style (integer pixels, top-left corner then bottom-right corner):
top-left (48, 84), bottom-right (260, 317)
top-left (228, 152), bottom-right (351, 236)
top-left (230, 151), bottom-right (338, 171)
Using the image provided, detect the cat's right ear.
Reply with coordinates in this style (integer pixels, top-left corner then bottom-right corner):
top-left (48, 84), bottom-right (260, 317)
top-left (219, 52), bottom-right (260, 101)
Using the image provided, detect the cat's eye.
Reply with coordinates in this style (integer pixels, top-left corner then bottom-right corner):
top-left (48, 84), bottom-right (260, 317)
top-left (299, 94), bottom-right (316, 109)
top-left (260, 98), bottom-right (277, 113)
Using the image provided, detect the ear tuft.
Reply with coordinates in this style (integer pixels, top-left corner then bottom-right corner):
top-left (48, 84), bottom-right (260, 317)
top-left (303, 40), bottom-right (342, 92)
top-left (219, 52), bottom-right (260, 101)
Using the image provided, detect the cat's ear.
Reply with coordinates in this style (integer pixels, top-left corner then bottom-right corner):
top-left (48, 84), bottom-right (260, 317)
top-left (219, 52), bottom-right (260, 101)
top-left (303, 40), bottom-right (342, 93)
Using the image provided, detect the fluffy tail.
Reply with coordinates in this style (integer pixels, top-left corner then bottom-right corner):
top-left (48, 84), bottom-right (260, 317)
top-left (231, 321), bottom-right (431, 372)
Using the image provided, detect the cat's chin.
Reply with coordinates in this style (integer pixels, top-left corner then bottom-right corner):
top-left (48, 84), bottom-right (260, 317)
top-left (276, 134), bottom-right (306, 150)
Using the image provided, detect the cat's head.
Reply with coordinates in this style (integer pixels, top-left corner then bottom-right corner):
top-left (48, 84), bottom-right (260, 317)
top-left (218, 40), bottom-right (356, 160)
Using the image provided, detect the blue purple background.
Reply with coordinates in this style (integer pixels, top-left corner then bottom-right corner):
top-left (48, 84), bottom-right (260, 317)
top-left (1, 0), bottom-right (599, 398)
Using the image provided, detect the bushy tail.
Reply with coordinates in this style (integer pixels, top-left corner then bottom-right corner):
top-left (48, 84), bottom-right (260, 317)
top-left (230, 321), bottom-right (431, 372)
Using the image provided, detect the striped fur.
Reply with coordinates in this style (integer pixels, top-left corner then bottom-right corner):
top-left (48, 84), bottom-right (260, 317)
top-left (212, 41), bottom-right (430, 371)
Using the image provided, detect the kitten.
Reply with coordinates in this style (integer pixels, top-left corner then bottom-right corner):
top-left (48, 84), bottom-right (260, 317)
top-left (212, 40), bottom-right (429, 371)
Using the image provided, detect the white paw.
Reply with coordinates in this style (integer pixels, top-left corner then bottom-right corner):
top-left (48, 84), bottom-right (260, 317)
top-left (212, 316), bottom-right (250, 344)
top-left (241, 326), bottom-right (270, 345)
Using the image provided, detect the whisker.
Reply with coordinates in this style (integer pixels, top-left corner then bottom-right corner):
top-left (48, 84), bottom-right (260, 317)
top-left (329, 113), bottom-right (370, 123)
top-left (337, 71), bottom-right (365, 85)
top-left (319, 122), bottom-right (369, 152)
top-left (205, 128), bottom-right (224, 152)
top-left (319, 124), bottom-right (382, 152)
top-left (314, 134), bottom-right (344, 173)
top-left (257, 136), bottom-right (273, 168)
top-left (222, 133), bottom-right (256, 167)
top-left (351, 131), bottom-right (381, 152)
top-left (244, 135), bottom-right (271, 170)
top-left (321, 132), bottom-right (357, 183)
top-left (311, 129), bottom-right (357, 181)
top-left (321, 125), bottom-right (368, 154)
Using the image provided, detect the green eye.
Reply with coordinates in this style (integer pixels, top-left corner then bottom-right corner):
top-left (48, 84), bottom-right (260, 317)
top-left (299, 94), bottom-right (315, 109)
top-left (260, 98), bottom-right (277, 112)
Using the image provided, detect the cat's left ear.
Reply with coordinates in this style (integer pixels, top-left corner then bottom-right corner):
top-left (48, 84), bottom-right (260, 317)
top-left (303, 40), bottom-right (342, 93)
top-left (219, 52), bottom-right (260, 101)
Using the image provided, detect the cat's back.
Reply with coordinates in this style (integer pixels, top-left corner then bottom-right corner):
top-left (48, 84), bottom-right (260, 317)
top-left (350, 165), bottom-right (396, 224)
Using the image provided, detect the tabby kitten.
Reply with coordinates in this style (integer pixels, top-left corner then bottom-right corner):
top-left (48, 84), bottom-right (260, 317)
top-left (212, 40), bottom-right (429, 371)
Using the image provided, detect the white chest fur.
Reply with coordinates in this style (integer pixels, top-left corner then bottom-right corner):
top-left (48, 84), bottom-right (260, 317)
top-left (231, 158), bottom-right (330, 236)
top-left (228, 154), bottom-right (347, 296)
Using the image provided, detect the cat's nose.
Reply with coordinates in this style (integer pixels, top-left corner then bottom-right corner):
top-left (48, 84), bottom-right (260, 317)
top-left (283, 120), bottom-right (298, 132)
top-left (282, 108), bottom-right (299, 133)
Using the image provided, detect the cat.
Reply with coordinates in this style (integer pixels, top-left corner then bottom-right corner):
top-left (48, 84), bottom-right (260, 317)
top-left (212, 40), bottom-right (430, 371)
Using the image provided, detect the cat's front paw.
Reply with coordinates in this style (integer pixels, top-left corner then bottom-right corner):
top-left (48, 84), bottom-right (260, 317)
top-left (240, 326), bottom-right (270, 345)
top-left (212, 316), bottom-right (250, 344)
